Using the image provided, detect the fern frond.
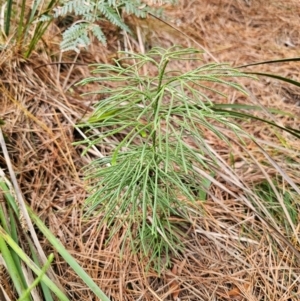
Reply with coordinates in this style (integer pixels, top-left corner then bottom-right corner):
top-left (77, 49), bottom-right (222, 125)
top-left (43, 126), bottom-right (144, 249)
top-left (46, 0), bottom-right (173, 52)
top-left (61, 22), bottom-right (91, 52)
top-left (106, 0), bottom-right (117, 5)
top-left (37, 14), bottom-right (53, 22)
top-left (90, 24), bottom-right (106, 45)
top-left (123, 2), bottom-right (148, 18)
top-left (97, 3), bottom-right (129, 32)
top-left (54, 0), bottom-right (95, 18)
top-left (80, 13), bottom-right (96, 22)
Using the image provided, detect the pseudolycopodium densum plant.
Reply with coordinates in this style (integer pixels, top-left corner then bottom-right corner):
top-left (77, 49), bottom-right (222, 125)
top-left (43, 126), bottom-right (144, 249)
top-left (76, 46), bottom-right (255, 270)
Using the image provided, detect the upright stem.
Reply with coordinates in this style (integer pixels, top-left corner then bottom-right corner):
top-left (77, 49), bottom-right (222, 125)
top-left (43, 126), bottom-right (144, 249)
top-left (17, 0), bottom-right (26, 48)
top-left (151, 58), bottom-right (169, 155)
top-left (4, 0), bottom-right (13, 36)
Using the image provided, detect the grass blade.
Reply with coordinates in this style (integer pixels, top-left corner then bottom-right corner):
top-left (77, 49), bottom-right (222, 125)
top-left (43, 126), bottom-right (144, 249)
top-left (18, 254), bottom-right (54, 301)
top-left (0, 235), bottom-right (28, 299)
top-left (243, 72), bottom-right (300, 88)
top-left (0, 226), bottom-right (69, 301)
top-left (238, 57), bottom-right (300, 68)
top-left (27, 206), bottom-right (110, 301)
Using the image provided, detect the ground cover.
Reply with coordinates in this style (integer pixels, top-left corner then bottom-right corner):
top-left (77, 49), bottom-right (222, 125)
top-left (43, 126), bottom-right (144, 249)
top-left (0, 0), bottom-right (300, 300)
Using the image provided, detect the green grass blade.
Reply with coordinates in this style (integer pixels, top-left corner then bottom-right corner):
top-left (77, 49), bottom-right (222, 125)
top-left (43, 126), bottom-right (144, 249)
top-left (18, 254), bottom-right (54, 301)
top-left (211, 108), bottom-right (300, 138)
top-left (17, 0), bottom-right (27, 44)
top-left (4, 0), bottom-right (13, 35)
top-left (243, 72), bottom-right (300, 88)
top-left (27, 206), bottom-right (110, 301)
top-left (0, 235), bottom-right (28, 299)
top-left (238, 57), bottom-right (300, 68)
top-left (8, 210), bottom-right (29, 291)
top-left (0, 175), bottom-right (19, 216)
top-left (0, 226), bottom-right (69, 301)
top-left (25, 21), bottom-right (52, 58)
top-left (26, 234), bottom-right (54, 301)
top-left (0, 173), bottom-right (29, 295)
top-left (212, 103), bottom-right (292, 116)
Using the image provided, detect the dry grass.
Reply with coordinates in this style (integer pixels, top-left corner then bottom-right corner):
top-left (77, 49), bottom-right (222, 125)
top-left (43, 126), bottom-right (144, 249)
top-left (0, 0), bottom-right (300, 300)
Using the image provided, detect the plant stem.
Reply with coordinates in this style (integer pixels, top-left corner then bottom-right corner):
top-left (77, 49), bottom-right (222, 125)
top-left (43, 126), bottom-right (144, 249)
top-left (151, 58), bottom-right (169, 154)
top-left (17, 0), bottom-right (26, 47)
top-left (4, 0), bottom-right (13, 36)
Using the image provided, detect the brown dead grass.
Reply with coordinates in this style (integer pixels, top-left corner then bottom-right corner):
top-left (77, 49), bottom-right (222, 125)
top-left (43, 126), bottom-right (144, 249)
top-left (1, 0), bottom-right (300, 300)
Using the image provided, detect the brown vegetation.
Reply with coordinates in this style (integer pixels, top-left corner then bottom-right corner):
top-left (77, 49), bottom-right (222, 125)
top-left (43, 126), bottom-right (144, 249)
top-left (0, 0), bottom-right (299, 300)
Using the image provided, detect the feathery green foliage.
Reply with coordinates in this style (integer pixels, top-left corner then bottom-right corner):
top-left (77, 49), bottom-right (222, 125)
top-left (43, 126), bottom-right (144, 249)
top-left (49, 0), bottom-right (177, 52)
top-left (77, 47), bottom-right (300, 270)
top-left (1, 0), bottom-right (176, 56)
top-left (76, 46), bottom-right (257, 269)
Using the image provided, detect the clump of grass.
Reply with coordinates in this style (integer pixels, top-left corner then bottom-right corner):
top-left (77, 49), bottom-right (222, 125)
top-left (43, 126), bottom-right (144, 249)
top-left (0, 128), bottom-right (110, 300)
top-left (254, 181), bottom-right (298, 232)
top-left (2, 0), bottom-right (57, 57)
top-left (76, 46), bottom-right (257, 269)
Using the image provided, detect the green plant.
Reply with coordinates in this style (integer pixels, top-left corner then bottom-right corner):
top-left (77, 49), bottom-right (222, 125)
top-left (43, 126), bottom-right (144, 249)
top-left (254, 181), bottom-right (298, 232)
top-left (0, 168), bottom-right (67, 301)
top-left (76, 46), bottom-right (261, 269)
top-left (2, 0), bottom-right (57, 57)
top-left (2, 0), bottom-right (176, 57)
top-left (238, 57), bottom-right (300, 88)
top-left (39, 0), bottom-right (177, 53)
top-left (0, 129), bottom-right (110, 300)
top-left (27, 205), bottom-right (110, 301)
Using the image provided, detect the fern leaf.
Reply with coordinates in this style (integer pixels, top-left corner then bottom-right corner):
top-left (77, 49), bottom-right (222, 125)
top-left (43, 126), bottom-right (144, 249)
top-left (50, 0), bottom-right (174, 52)
top-left (97, 3), bottom-right (130, 32)
top-left (123, 2), bottom-right (147, 18)
top-left (61, 22), bottom-right (91, 52)
top-left (54, 0), bottom-right (95, 18)
top-left (91, 24), bottom-right (106, 45)
top-left (106, 0), bottom-right (117, 5)
top-left (37, 14), bottom-right (53, 22)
